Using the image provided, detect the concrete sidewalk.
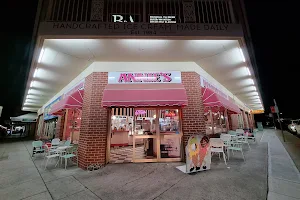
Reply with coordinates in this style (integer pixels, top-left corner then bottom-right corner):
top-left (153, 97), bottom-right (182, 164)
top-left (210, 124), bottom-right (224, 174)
top-left (0, 134), bottom-right (268, 200)
top-left (261, 129), bottom-right (300, 200)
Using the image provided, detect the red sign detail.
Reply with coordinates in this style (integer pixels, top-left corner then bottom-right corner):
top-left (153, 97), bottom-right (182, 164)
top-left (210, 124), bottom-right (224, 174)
top-left (270, 106), bottom-right (276, 113)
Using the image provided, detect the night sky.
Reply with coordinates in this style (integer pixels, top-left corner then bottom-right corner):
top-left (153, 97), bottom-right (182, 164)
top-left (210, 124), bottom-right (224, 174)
top-left (0, 0), bottom-right (297, 124)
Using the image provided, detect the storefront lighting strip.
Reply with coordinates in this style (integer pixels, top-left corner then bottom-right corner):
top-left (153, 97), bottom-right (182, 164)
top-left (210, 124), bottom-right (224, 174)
top-left (239, 48), bottom-right (246, 62)
top-left (33, 68), bottom-right (38, 78)
top-left (38, 48), bottom-right (45, 63)
top-left (246, 67), bottom-right (251, 76)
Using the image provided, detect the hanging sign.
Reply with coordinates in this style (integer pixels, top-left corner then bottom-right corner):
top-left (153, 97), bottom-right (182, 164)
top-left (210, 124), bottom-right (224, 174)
top-left (135, 110), bottom-right (146, 115)
top-left (108, 71), bottom-right (181, 84)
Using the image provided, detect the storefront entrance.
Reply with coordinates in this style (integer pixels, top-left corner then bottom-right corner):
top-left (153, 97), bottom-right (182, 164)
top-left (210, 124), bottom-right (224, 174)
top-left (108, 107), bottom-right (183, 163)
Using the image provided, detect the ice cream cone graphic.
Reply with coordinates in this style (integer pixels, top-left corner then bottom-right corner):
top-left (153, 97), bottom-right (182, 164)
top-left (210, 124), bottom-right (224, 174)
top-left (198, 136), bottom-right (210, 168)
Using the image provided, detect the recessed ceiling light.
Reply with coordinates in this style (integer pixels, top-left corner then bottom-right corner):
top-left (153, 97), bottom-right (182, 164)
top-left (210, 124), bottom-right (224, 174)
top-left (33, 68), bottom-right (38, 77)
top-left (246, 67), bottom-right (251, 76)
top-left (38, 48), bottom-right (45, 63)
top-left (240, 48), bottom-right (246, 62)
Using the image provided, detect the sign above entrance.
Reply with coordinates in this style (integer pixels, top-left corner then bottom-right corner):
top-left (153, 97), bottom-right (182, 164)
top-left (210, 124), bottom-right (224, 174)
top-left (108, 71), bottom-right (181, 84)
top-left (39, 22), bottom-right (242, 37)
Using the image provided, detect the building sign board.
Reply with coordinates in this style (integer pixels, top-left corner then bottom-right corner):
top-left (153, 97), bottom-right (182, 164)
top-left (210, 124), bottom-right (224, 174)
top-left (108, 71), bottom-right (181, 84)
top-left (39, 22), bottom-right (243, 37)
top-left (44, 96), bottom-right (62, 120)
top-left (150, 16), bottom-right (176, 23)
top-left (200, 76), bottom-right (228, 100)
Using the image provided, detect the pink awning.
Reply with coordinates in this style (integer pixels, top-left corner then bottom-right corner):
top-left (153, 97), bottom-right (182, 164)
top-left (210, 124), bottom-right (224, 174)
top-left (202, 87), bottom-right (241, 114)
top-left (49, 89), bottom-right (84, 115)
top-left (102, 83), bottom-right (188, 108)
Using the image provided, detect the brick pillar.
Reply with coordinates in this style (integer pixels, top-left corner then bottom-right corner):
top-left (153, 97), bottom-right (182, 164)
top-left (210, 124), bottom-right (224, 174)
top-left (78, 72), bottom-right (108, 170)
top-left (181, 72), bottom-right (206, 147)
top-left (55, 113), bottom-right (65, 140)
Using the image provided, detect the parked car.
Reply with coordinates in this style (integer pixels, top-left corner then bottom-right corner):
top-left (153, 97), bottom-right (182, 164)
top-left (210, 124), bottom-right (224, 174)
top-left (287, 119), bottom-right (300, 135)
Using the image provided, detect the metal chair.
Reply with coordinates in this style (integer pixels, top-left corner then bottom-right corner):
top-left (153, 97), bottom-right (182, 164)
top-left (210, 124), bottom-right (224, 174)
top-left (32, 141), bottom-right (44, 157)
top-left (43, 145), bottom-right (60, 169)
top-left (210, 138), bottom-right (227, 165)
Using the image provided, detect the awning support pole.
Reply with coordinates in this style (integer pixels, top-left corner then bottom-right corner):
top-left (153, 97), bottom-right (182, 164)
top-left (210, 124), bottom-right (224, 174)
top-left (225, 109), bottom-right (230, 132)
top-left (210, 107), bottom-right (214, 135)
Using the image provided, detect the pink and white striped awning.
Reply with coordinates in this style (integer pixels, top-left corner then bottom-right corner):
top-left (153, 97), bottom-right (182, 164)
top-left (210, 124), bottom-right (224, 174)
top-left (102, 83), bottom-right (188, 108)
top-left (49, 88), bottom-right (84, 115)
top-left (202, 87), bottom-right (241, 114)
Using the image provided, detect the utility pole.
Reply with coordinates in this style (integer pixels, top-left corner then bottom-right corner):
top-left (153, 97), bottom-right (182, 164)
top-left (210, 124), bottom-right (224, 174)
top-left (274, 99), bottom-right (285, 142)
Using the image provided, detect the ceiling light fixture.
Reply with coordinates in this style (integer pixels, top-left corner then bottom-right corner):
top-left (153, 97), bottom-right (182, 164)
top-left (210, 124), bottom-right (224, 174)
top-left (246, 67), bottom-right (251, 76)
top-left (38, 48), bottom-right (45, 63)
top-left (250, 79), bottom-right (255, 85)
top-left (30, 81), bottom-right (34, 87)
top-left (33, 68), bottom-right (38, 77)
top-left (239, 48), bottom-right (246, 62)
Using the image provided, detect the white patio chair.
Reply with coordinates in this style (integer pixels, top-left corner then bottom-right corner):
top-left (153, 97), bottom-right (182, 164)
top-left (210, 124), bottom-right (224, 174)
top-left (227, 140), bottom-right (245, 161)
top-left (56, 145), bottom-right (78, 169)
top-left (51, 138), bottom-right (60, 147)
top-left (247, 130), bottom-right (257, 142)
top-left (235, 129), bottom-right (245, 136)
top-left (210, 138), bottom-right (227, 165)
top-left (32, 141), bottom-right (45, 157)
top-left (43, 145), bottom-right (60, 169)
top-left (220, 134), bottom-right (231, 148)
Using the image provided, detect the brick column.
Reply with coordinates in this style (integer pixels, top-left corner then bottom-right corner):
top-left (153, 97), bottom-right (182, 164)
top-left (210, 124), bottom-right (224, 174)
top-left (78, 72), bottom-right (108, 170)
top-left (55, 113), bottom-right (66, 140)
top-left (181, 72), bottom-right (206, 147)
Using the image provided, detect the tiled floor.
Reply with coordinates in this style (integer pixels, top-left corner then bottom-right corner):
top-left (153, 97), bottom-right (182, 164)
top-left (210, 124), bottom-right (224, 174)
top-left (110, 145), bottom-right (146, 163)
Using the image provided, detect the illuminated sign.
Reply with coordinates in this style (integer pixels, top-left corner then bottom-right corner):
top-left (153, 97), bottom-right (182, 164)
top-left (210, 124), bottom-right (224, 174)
top-left (135, 110), bottom-right (146, 115)
top-left (251, 110), bottom-right (264, 114)
top-left (108, 71), bottom-right (181, 84)
top-left (150, 16), bottom-right (176, 23)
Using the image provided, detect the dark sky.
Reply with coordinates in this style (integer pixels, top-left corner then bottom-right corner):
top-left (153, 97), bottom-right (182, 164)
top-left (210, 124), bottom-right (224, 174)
top-left (0, 0), bottom-right (298, 123)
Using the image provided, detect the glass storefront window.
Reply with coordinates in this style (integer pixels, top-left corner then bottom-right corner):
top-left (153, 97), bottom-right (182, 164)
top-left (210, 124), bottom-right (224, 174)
top-left (159, 109), bottom-right (180, 133)
top-left (158, 109), bottom-right (181, 159)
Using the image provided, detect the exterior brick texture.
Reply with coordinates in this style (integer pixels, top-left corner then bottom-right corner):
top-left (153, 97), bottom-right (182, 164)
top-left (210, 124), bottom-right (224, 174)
top-left (181, 72), bottom-right (206, 147)
top-left (78, 72), bottom-right (108, 170)
top-left (55, 113), bottom-right (65, 140)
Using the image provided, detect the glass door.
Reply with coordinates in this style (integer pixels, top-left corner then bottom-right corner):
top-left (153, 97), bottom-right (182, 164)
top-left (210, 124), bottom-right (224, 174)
top-left (132, 108), bottom-right (158, 162)
top-left (158, 109), bottom-right (182, 162)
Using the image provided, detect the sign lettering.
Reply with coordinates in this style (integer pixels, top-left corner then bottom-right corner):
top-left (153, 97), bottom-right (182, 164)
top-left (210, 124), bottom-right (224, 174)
top-left (40, 22), bottom-right (240, 37)
top-left (112, 14), bottom-right (137, 23)
top-left (135, 110), bottom-right (146, 115)
top-left (150, 16), bottom-right (176, 23)
top-left (108, 71), bottom-right (181, 84)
